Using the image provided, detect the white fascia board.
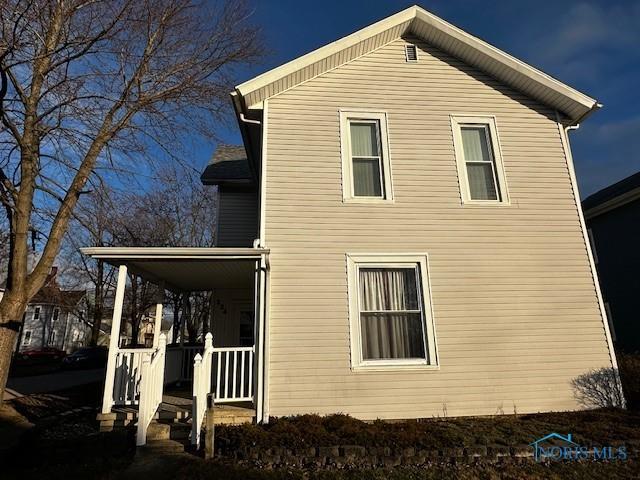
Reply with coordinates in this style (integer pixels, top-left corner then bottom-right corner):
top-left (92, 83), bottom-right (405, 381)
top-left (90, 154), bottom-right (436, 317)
top-left (234, 6), bottom-right (417, 98)
top-left (413, 8), bottom-right (598, 111)
top-left (80, 247), bottom-right (269, 260)
top-left (233, 5), bottom-right (598, 121)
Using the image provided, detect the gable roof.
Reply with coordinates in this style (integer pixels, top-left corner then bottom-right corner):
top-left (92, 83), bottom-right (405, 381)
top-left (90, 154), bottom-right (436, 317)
top-left (234, 5), bottom-right (599, 124)
top-left (582, 171), bottom-right (640, 219)
top-left (200, 144), bottom-right (252, 186)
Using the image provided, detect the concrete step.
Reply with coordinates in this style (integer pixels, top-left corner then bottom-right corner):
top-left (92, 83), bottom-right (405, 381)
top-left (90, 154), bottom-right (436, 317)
top-left (137, 439), bottom-right (185, 456)
top-left (168, 423), bottom-right (191, 441)
top-left (207, 405), bottom-right (255, 425)
top-left (146, 422), bottom-right (171, 441)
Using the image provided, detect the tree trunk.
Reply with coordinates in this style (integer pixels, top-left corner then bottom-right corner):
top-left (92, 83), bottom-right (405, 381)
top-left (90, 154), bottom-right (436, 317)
top-left (90, 259), bottom-right (104, 346)
top-left (0, 292), bottom-right (28, 404)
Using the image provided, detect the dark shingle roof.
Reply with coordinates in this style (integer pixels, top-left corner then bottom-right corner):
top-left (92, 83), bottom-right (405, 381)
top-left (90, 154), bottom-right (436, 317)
top-left (200, 144), bottom-right (252, 185)
top-left (582, 171), bottom-right (640, 212)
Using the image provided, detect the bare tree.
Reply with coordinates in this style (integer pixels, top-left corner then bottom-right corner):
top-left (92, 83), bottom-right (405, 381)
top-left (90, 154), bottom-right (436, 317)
top-left (0, 0), bottom-right (261, 401)
top-left (63, 185), bottom-right (117, 345)
top-left (571, 368), bottom-right (625, 409)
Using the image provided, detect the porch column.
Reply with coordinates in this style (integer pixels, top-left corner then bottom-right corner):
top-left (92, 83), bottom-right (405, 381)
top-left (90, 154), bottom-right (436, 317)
top-left (152, 283), bottom-right (165, 349)
top-left (180, 294), bottom-right (188, 346)
top-left (101, 264), bottom-right (128, 414)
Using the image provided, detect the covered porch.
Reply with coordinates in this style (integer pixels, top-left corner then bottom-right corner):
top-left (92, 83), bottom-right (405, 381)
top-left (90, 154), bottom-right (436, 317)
top-left (81, 247), bottom-right (269, 447)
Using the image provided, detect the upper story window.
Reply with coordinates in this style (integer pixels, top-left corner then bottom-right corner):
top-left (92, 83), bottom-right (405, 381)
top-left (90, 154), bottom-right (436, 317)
top-left (346, 254), bottom-right (438, 370)
top-left (33, 306), bottom-right (41, 321)
top-left (52, 307), bottom-right (60, 323)
top-left (451, 116), bottom-right (509, 205)
top-left (340, 110), bottom-right (393, 203)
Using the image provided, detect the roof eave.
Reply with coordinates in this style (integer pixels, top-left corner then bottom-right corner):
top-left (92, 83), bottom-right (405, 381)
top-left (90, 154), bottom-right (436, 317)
top-left (233, 5), bottom-right (598, 124)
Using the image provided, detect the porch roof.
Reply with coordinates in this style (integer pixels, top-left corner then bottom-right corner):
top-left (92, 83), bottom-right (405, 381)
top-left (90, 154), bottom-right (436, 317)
top-left (80, 247), bottom-right (269, 292)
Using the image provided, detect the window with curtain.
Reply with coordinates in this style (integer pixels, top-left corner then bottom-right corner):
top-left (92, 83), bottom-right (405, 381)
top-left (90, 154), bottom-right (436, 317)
top-left (350, 120), bottom-right (384, 197)
top-left (340, 110), bottom-right (393, 202)
top-left (358, 266), bottom-right (427, 361)
top-left (451, 116), bottom-right (508, 204)
top-left (460, 125), bottom-right (499, 200)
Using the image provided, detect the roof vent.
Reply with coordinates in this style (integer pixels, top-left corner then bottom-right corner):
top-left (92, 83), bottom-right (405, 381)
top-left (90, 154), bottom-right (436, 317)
top-left (405, 44), bottom-right (418, 62)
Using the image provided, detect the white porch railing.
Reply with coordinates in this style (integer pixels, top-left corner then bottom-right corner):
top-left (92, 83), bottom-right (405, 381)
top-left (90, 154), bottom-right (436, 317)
top-left (191, 334), bottom-right (214, 447)
top-left (211, 346), bottom-right (255, 403)
top-left (136, 334), bottom-right (167, 446)
top-left (112, 347), bottom-right (155, 405)
top-left (191, 333), bottom-right (255, 447)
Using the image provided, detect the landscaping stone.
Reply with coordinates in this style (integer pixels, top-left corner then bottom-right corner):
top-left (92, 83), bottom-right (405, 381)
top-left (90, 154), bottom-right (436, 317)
top-left (341, 445), bottom-right (366, 457)
top-left (511, 445), bottom-right (533, 457)
top-left (465, 445), bottom-right (487, 457)
top-left (318, 446), bottom-right (339, 457)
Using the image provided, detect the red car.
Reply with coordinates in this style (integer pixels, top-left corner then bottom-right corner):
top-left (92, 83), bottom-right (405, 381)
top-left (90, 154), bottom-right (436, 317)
top-left (18, 347), bottom-right (66, 362)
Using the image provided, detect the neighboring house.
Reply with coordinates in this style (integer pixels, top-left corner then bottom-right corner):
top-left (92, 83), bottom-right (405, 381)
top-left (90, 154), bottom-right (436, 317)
top-left (583, 171), bottom-right (640, 353)
top-left (16, 268), bottom-right (91, 354)
top-left (85, 5), bottom-right (619, 439)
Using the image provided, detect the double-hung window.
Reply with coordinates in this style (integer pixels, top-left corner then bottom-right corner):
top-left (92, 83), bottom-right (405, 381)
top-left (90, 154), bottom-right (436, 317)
top-left (340, 110), bottom-right (393, 202)
top-left (451, 116), bottom-right (508, 204)
top-left (22, 330), bottom-right (32, 346)
top-left (346, 254), bottom-right (438, 369)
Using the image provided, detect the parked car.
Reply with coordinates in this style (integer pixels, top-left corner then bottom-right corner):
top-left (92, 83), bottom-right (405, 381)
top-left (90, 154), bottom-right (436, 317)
top-left (62, 346), bottom-right (108, 369)
top-left (18, 347), bottom-right (66, 364)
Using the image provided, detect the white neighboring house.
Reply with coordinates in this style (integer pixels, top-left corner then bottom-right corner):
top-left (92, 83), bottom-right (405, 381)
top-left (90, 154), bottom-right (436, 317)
top-left (83, 5), bottom-right (619, 447)
top-left (15, 267), bottom-right (90, 354)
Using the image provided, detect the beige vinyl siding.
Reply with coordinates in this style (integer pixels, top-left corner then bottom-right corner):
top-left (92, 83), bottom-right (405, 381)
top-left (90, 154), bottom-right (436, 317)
top-left (263, 36), bottom-right (612, 419)
top-left (217, 187), bottom-right (259, 247)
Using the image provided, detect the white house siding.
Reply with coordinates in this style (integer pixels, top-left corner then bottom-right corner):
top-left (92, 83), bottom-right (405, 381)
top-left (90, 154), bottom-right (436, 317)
top-left (262, 36), bottom-right (613, 419)
top-left (217, 187), bottom-right (259, 247)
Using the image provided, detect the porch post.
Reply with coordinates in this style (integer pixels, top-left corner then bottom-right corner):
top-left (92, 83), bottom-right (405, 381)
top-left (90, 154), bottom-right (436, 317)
top-left (180, 295), bottom-right (188, 346)
top-left (101, 264), bottom-right (128, 414)
top-left (152, 283), bottom-right (165, 349)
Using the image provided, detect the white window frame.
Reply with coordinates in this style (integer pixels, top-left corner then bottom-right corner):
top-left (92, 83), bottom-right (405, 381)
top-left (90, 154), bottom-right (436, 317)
top-left (339, 109), bottom-right (394, 203)
top-left (48, 329), bottom-right (56, 345)
top-left (52, 307), bottom-right (60, 323)
top-left (33, 306), bottom-right (41, 321)
top-left (22, 330), bottom-right (32, 346)
top-left (451, 115), bottom-right (509, 205)
top-left (346, 253), bottom-right (438, 371)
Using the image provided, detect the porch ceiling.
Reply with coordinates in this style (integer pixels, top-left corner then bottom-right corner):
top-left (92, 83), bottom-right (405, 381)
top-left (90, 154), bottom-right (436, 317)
top-left (80, 247), bottom-right (268, 292)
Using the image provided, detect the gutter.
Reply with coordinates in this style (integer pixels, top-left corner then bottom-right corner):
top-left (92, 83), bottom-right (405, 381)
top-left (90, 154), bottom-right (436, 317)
top-left (231, 90), bottom-right (262, 181)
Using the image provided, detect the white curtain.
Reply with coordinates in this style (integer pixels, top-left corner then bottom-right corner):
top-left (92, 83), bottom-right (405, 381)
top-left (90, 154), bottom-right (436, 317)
top-left (359, 268), bottom-right (425, 360)
top-left (353, 159), bottom-right (381, 196)
top-left (461, 126), bottom-right (498, 200)
top-left (350, 122), bottom-right (378, 157)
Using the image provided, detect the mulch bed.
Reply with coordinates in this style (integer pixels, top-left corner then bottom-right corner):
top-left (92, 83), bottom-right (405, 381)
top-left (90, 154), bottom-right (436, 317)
top-left (215, 409), bottom-right (640, 453)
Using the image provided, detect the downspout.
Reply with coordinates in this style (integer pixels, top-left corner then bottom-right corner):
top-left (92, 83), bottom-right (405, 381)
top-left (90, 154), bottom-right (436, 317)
top-left (556, 111), bottom-right (625, 408)
top-left (235, 90), bottom-right (269, 421)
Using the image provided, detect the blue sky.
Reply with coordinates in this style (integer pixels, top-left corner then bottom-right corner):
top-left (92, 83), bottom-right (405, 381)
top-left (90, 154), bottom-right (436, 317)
top-left (209, 0), bottom-right (640, 198)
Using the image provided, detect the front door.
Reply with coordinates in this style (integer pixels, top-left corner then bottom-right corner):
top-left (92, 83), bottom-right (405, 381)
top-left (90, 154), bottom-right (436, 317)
top-left (236, 304), bottom-right (254, 347)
